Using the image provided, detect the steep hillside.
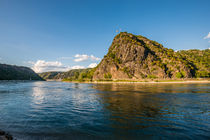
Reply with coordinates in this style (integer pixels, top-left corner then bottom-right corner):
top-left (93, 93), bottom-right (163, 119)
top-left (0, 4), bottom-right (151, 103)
top-left (0, 64), bottom-right (44, 80)
top-left (177, 49), bottom-right (210, 78)
top-left (93, 32), bottom-right (203, 80)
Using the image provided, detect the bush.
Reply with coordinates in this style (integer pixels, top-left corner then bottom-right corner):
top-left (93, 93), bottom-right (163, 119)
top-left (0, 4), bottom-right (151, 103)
top-left (176, 71), bottom-right (185, 78)
top-left (196, 71), bottom-right (210, 78)
top-left (147, 75), bottom-right (157, 79)
top-left (109, 53), bottom-right (116, 59)
top-left (104, 73), bottom-right (112, 79)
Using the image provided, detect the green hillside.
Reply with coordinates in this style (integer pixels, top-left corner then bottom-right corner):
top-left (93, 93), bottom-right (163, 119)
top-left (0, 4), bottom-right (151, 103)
top-left (0, 64), bottom-right (44, 80)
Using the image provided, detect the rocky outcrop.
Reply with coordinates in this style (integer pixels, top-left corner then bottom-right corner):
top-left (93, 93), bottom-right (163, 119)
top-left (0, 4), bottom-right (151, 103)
top-left (0, 130), bottom-right (13, 140)
top-left (93, 32), bottom-right (195, 80)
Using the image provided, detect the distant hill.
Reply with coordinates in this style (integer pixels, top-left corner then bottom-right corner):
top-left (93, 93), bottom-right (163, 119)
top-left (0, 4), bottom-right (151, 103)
top-left (38, 71), bottom-right (63, 80)
top-left (0, 64), bottom-right (44, 80)
top-left (39, 32), bottom-right (210, 81)
top-left (39, 68), bottom-right (93, 81)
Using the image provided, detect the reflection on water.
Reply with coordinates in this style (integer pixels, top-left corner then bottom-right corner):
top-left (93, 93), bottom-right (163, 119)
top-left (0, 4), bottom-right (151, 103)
top-left (92, 83), bottom-right (210, 138)
top-left (32, 82), bottom-right (46, 105)
top-left (0, 81), bottom-right (209, 139)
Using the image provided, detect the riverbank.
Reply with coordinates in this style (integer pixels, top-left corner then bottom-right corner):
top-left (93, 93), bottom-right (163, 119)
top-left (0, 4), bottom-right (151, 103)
top-left (0, 130), bottom-right (12, 140)
top-left (61, 79), bottom-right (210, 84)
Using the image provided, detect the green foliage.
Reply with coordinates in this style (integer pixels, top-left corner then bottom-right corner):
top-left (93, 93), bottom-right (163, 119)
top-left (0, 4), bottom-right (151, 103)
top-left (122, 67), bottom-right (132, 78)
top-left (108, 51), bottom-right (121, 64)
top-left (104, 73), bottom-right (112, 79)
top-left (195, 71), bottom-right (210, 78)
top-left (176, 71), bottom-right (185, 78)
top-left (147, 75), bottom-right (157, 79)
top-left (151, 67), bottom-right (157, 72)
top-left (39, 68), bottom-right (95, 82)
top-left (109, 52), bottom-right (116, 59)
top-left (177, 49), bottom-right (210, 77)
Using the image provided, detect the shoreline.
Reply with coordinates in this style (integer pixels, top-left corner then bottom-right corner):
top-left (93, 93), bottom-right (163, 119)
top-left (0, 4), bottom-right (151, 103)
top-left (61, 79), bottom-right (210, 84)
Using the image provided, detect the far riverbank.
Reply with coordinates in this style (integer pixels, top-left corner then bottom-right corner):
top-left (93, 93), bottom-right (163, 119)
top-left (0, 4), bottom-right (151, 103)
top-left (59, 78), bottom-right (210, 84)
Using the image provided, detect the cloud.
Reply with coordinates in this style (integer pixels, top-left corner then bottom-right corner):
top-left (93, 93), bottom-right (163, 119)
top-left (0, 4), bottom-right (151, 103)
top-left (29, 60), bottom-right (71, 73)
top-left (74, 54), bottom-right (89, 62)
top-left (58, 57), bottom-right (73, 60)
top-left (204, 32), bottom-right (210, 39)
top-left (74, 54), bottom-right (101, 62)
top-left (88, 63), bottom-right (97, 68)
top-left (90, 55), bottom-right (101, 61)
top-left (28, 60), bottom-right (92, 73)
top-left (71, 65), bottom-right (85, 69)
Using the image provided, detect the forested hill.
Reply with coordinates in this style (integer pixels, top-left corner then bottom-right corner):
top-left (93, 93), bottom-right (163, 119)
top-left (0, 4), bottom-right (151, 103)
top-left (177, 49), bottom-right (210, 78)
top-left (38, 68), bottom-right (93, 81)
top-left (0, 64), bottom-right (44, 80)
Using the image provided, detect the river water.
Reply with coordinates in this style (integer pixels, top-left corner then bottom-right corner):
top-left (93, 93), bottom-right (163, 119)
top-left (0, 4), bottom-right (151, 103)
top-left (0, 81), bottom-right (209, 139)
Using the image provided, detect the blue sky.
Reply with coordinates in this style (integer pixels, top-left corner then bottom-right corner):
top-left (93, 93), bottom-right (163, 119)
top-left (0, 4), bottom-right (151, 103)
top-left (0, 0), bottom-right (210, 72)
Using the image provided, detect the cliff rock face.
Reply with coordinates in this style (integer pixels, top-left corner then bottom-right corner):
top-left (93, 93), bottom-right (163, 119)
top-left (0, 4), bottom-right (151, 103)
top-left (0, 64), bottom-right (43, 80)
top-left (93, 32), bottom-right (195, 80)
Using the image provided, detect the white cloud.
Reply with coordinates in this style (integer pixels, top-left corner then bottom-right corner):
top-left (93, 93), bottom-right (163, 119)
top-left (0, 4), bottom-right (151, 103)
top-left (90, 55), bottom-right (101, 61)
top-left (28, 58), bottom-right (100, 73)
top-left (71, 65), bottom-right (85, 69)
top-left (88, 63), bottom-right (97, 68)
top-left (74, 54), bottom-right (101, 62)
top-left (58, 57), bottom-right (73, 60)
top-left (29, 60), bottom-right (71, 73)
top-left (204, 32), bottom-right (210, 39)
top-left (74, 54), bottom-right (89, 62)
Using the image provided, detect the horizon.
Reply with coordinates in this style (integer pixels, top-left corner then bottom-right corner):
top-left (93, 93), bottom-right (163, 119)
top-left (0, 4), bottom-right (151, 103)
top-left (0, 0), bottom-right (210, 72)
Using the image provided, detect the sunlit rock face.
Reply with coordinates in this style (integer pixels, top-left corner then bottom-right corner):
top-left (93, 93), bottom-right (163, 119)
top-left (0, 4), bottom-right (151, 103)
top-left (93, 32), bottom-right (194, 80)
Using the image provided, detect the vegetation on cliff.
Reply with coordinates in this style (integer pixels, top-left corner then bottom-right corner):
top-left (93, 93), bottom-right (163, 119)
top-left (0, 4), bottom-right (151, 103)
top-left (177, 49), bottom-right (210, 78)
top-left (0, 64), bottom-right (44, 80)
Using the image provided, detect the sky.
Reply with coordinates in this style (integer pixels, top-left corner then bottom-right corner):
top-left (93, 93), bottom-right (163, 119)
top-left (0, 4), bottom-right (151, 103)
top-left (0, 0), bottom-right (210, 72)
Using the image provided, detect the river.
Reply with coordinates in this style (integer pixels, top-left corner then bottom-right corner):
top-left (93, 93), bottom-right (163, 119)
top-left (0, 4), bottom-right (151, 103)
top-left (0, 81), bottom-right (209, 139)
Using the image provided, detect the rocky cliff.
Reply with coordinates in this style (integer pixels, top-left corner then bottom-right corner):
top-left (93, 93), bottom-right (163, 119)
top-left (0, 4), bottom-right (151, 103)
top-left (93, 32), bottom-right (199, 80)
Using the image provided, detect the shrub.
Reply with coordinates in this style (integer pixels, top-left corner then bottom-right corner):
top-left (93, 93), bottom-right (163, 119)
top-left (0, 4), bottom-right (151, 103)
top-left (147, 75), bottom-right (157, 79)
top-left (104, 73), bottom-right (112, 79)
top-left (175, 71), bottom-right (185, 78)
top-left (195, 71), bottom-right (210, 78)
top-left (109, 52), bottom-right (116, 59)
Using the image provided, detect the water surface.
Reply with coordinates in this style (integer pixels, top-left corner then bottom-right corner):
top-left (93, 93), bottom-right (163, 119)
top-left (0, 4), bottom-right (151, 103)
top-left (0, 81), bottom-right (209, 139)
